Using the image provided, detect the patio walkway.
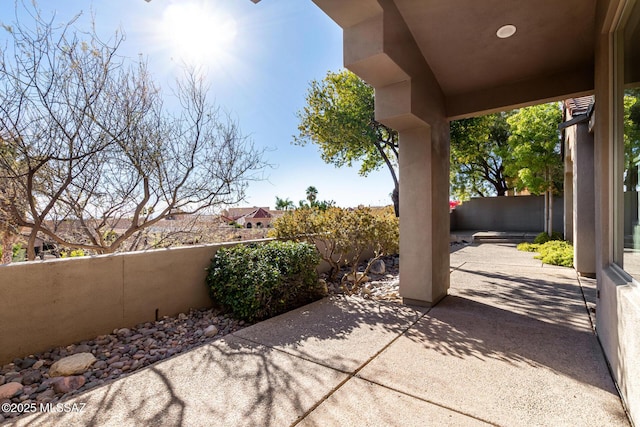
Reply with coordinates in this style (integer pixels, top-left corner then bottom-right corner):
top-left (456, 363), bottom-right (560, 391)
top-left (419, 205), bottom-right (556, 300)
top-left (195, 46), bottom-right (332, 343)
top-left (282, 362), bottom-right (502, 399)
top-left (9, 243), bottom-right (630, 426)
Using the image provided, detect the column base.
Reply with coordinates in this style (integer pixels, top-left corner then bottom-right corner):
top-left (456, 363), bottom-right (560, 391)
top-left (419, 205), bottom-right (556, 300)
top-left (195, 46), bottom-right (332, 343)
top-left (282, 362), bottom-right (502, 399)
top-left (402, 295), bottom-right (447, 308)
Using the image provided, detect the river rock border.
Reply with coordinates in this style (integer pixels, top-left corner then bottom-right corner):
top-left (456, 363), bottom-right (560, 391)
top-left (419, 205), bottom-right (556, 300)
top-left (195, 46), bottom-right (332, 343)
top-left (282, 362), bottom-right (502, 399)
top-left (0, 308), bottom-right (246, 422)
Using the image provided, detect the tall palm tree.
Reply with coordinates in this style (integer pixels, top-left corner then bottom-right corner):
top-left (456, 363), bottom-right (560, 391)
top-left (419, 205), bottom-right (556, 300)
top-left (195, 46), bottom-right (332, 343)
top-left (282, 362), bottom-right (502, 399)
top-left (306, 186), bottom-right (318, 204)
top-left (275, 196), bottom-right (294, 211)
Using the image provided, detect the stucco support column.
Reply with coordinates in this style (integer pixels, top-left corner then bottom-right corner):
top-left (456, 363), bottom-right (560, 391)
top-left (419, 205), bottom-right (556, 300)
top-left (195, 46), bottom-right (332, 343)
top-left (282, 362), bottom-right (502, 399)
top-left (564, 142), bottom-right (574, 243)
top-left (399, 123), bottom-right (450, 306)
top-left (314, 0), bottom-right (450, 306)
top-left (573, 122), bottom-right (596, 276)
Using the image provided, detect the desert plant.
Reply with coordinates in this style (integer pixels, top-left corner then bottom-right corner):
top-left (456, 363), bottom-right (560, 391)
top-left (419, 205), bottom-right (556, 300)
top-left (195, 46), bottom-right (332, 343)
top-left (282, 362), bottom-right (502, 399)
top-left (205, 241), bottom-right (324, 322)
top-left (337, 207), bottom-right (399, 291)
top-left (269, 206), bottom-right (344, 277)
top-left (270, 206), bottom-right (399, 293)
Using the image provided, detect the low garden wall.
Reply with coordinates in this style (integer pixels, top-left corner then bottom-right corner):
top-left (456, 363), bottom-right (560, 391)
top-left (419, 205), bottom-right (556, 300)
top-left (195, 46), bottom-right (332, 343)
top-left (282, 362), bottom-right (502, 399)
top-left (0, 238), bottom-right (351, 364)
top-left (451, 195), bottom-right (564, 232)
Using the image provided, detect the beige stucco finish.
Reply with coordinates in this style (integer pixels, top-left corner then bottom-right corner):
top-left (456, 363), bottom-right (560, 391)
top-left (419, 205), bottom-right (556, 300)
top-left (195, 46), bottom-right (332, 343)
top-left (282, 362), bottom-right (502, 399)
top-left (0, 245), bottom-right (218, 364)
top-left (399, 126), bottom-right (450, 305)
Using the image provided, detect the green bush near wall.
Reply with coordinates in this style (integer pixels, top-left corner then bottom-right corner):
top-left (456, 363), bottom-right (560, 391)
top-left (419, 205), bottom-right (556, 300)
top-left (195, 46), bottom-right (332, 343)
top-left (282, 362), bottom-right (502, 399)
top-left (205, 241), bottom-right (325, 322)
top-left (533, 231), bottom-right (564, 244)
top-left (517, 238), bottom-right (574, 268)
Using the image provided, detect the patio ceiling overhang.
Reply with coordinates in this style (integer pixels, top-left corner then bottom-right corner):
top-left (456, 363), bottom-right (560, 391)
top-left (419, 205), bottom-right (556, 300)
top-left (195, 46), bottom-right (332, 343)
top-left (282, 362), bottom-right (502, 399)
top-left (311, 0), bottom-right (599, 120)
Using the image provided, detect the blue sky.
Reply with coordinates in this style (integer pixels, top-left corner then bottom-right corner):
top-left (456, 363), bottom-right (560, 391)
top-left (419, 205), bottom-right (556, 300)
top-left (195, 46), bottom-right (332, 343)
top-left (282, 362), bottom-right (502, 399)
top-left (0, 0), bottom-right (394, 209)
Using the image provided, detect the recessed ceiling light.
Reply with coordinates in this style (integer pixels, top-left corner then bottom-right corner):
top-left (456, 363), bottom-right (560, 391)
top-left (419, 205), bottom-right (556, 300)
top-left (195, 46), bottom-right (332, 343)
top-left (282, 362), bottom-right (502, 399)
top-left (496, 24), bottom-right (517, 39)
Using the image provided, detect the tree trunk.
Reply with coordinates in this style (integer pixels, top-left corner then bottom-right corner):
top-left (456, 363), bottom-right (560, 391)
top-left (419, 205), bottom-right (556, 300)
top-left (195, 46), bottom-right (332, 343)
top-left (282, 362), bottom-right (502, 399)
top-left (27, 230), bottom-right (38, 261)
top-left (548, 190), bottom-right (554, 237)
top-left (391, 184), bottom-right (399, 217)
top-left (1, 233), bottom-right (14, 264)
top-left (543, 190), bottom-right (549, 234)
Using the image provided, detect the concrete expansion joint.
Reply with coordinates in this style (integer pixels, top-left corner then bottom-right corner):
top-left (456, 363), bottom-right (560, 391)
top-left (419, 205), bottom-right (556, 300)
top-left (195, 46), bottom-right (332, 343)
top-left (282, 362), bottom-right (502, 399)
top-left (350, 377), bottom-right (500, 426)
top-left (290, 305), bottom-right (433, 426)
top-left (450, 261), bottom-right (467, 273)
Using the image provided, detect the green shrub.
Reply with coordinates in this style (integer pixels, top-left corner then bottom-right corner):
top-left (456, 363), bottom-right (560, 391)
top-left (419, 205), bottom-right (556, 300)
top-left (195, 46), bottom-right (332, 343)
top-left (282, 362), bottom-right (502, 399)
top-left (516, 242), bottom-right (539, 252)
top-left (533, 231), bottom-right (563, 244)
top-left (518, 239), bottom-right (574, 267)
top-left (205, 241), bottom-right (324, 322)
top-left (534, 240), bottom-right (574, 267)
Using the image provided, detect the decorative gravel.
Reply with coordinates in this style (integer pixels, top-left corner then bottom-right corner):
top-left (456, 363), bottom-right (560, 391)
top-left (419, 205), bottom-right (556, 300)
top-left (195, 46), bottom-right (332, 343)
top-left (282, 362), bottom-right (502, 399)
top-left (324, 254), bottom-right (402, 302)
top-left (0, 308), bottom-right (247, 422)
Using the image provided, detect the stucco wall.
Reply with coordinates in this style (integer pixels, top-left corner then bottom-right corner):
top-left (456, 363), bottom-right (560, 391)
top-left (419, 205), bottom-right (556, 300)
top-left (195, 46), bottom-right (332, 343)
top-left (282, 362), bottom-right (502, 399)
top-left (451, 195), bottom-right (564, 232)
top-left (0, 238), bottom-right (350, 364)
top-left (597, 268), bottom-right (640, 425)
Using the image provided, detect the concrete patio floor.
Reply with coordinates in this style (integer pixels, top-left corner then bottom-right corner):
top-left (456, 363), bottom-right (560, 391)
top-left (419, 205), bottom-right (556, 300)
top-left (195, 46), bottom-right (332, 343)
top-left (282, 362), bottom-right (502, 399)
top-left (8, 243), bottom-right (630, 426)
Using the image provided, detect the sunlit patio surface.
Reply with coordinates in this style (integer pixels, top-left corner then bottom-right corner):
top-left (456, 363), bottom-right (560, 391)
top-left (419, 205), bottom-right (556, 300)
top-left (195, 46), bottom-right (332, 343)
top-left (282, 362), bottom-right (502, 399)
top-left (8, 243), bottom-right (629, 426)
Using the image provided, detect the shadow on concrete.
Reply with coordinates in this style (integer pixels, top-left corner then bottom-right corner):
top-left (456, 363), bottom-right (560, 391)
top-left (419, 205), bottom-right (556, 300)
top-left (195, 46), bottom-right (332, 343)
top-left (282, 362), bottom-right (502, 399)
top-left (15, 297), bottom-right (416, 427)
top-left (19, 335), bottom-right (349, 427)
top-left (233, 296), bottom-right (427, 373)
top-left (399, 293), bottom-right (616, 395)
top-left (453, 266), bottom-right (589, 330)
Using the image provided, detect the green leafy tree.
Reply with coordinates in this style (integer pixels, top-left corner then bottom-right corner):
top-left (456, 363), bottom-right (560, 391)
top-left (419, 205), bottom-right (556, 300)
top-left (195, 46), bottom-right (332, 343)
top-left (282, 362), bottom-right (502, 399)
top-left (295, 70), bottom-right (400, 215)
top-left (506, 102), bottom-right (563, 235)
top-left (450, 112), bottom-right (512, 199)
top-left (623, 89), bottom-right (640, 192)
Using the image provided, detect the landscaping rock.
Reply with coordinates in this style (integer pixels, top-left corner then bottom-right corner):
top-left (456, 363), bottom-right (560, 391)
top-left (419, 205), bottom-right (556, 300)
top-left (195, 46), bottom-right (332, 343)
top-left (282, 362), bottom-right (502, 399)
top-left (110, 362), bottom-right (124, 370)
top-left (204, 325), bottom-right (218, 338)
top-left (21, 370), bottom-right (42, 386)
top-left (0, 382), bottom-right (23, 399)
top-left (7, 375), bottom-right (22, 385)
top-left (1, 306), bottom-right (249, 423)
top-left (344, 272), bottom-right (370, 283)
top-left (106, 355), bottom-right (120, 364)
top-left (93, 361), bottom-right (107, 370)
top-left (35, 389), bottom-right (56, 402)
top-left (4, 372), bottom-right (20, 383)
top-left (51, 376), bottom-right (85, 394)
top-left (49, 353), bottom-right (96, 377)
top-left (116, 328), bottom-right (131, 337)
top-left (369, 259), bottom-right (386, 274)
top-left (19, 358), bottom-right (37, 370)
top-left (74, 344), bottom-right (92, 354)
